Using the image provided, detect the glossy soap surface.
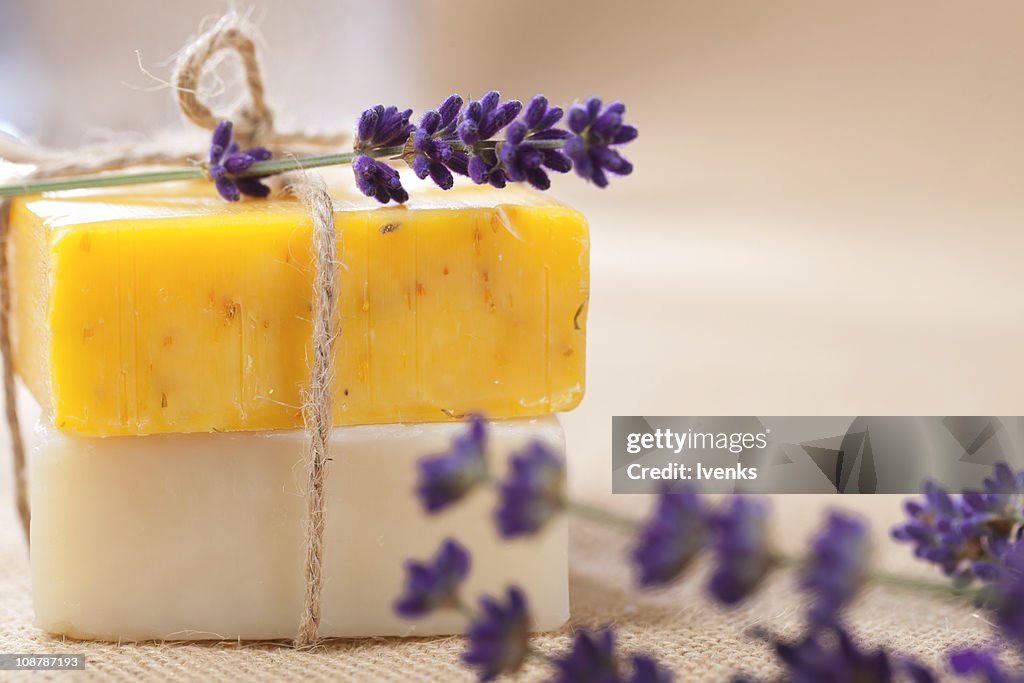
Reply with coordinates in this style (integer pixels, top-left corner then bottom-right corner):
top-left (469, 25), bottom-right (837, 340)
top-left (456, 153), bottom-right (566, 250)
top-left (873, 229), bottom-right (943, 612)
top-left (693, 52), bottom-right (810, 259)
top-left (10, 177), bottom-right (589, 436)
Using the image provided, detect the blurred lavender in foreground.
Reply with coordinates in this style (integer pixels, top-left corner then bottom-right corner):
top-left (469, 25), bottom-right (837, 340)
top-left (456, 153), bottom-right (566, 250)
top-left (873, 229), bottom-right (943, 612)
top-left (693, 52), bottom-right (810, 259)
top-left (402, 417), bottom-right (1024, 681)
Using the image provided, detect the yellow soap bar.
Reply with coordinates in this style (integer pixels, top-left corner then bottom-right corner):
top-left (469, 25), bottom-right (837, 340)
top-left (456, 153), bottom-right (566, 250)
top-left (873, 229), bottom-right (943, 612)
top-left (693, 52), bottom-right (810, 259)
top-left (9, 178), bottom-right (588, 436)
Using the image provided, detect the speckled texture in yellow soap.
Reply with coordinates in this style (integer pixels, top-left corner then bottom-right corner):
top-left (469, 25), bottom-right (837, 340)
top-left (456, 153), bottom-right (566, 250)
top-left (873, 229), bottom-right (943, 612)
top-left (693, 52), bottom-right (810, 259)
top-left (9, 177), bottom-right (588, 436)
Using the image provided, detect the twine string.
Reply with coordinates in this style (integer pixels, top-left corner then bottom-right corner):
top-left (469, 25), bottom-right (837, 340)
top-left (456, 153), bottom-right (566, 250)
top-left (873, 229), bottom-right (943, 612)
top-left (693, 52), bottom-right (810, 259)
top-left (290, 174), bottom-right (339, 648)
top-left (0, 199), bottom-right (28, 546)
top-left (0, 14), bottom-right (338, 648)
top-left (173, 14), bottom-right (347, 150)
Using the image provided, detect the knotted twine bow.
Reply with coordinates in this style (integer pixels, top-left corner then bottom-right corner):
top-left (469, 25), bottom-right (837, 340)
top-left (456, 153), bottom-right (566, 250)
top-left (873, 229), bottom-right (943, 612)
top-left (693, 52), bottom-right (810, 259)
top-left (0, 13), bottom-right (343, 648)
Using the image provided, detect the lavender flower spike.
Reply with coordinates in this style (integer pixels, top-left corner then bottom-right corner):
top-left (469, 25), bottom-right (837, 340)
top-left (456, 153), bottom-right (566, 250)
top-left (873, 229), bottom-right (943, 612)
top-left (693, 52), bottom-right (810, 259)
top-left (407, 94), bottom-right (468, 190)
top-left (631, 485), bottom-right (709, 587)
top-left (415, 415), bottom-right (489, 513)
top-left (494, 440), bottom-right (566, 538)
top-left (352, 105), bottom-right (414, 204)
top-left (394, 538), bottom-right (470, 618)
top-left (495, 95), bottom-right (572, 191)
top-left (462, 586), bottom-right (531, 682)
top-left (800, 511), bottom-right (869, 627)
top-left (207, 120), bottom-right (273, 201)
top-left (460, 91), bottom-right (523, 188)
top-left (565, 97), bottom-right (637, 188)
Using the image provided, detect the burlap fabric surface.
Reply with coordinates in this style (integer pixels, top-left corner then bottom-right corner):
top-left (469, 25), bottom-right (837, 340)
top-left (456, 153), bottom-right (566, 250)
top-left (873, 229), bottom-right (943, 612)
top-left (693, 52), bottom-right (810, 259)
top-left (0, 202), bottom-right (1012, 680)
top-left (0, 489), bottom-right (991, 681)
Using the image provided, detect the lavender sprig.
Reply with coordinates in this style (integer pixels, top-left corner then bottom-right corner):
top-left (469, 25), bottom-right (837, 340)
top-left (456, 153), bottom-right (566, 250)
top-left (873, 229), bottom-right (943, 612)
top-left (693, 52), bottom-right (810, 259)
top-left (0, 93), bottom-right (637, 202)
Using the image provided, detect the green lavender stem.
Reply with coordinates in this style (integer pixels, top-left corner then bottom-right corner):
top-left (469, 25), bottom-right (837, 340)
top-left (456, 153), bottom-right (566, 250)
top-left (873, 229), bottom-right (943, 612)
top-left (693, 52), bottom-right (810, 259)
top-left (771, 553), bottom-right (971, 599)
top-left (564, 504), bottom-right (977, 601)
top-left (0, 139), bottom-right (568, 198)
top-left (565, 500), bottom-right (641, 531)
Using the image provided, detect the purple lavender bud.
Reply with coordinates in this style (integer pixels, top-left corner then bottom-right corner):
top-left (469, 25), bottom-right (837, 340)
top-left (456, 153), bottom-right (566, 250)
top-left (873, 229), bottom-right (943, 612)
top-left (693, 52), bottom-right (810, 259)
top-left (446, 150), bottom-right (470, 176)
top-left (437, 93), bottom-right (463, 128)
top-left (209, 120), bottom-right (233, 164)
top-left (468, 153), bottom-right (507, 188)
top-left (357, 107), bottom-right (378, 144)
top-left (394, 538), bottom-right (470, 618)
top-left (458, 91), bottom-right (522, 145)
top-left (462, 587), bottom-right (531, 682)
top-left (428, 161), bottom-right (454, 191)
top-left (494, 441), bottom-right (565, 538)
top-left (213, 173), bottom-right (240, 202)
top-left (414, 415), bottom-right (488, 513)
top-left (565, 97), bottom-right (637, 187)
top-left (522, 95), bottom-right (549, 129)
top-left (800, 511), bottom-right (869, 627)
top-left (353, 154), bottom-right (409, 205)
top-left (223, 152), bottom-right (256, 175)
top-left (234, 177), bottom-right (271, 199)
top-left (354, 104), bottom-right (414, 151)
top-left (707, 497), bottom-right (774, 605)
top-left (631, 486), bottom-right (709, 587)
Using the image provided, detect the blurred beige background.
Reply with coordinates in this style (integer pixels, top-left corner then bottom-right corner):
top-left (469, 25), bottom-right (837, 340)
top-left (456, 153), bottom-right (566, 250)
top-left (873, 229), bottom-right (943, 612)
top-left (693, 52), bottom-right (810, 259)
top-left (2, 0), bottom-right (1024, 494)
top-left (0, 2), bottom-right (1021, 679)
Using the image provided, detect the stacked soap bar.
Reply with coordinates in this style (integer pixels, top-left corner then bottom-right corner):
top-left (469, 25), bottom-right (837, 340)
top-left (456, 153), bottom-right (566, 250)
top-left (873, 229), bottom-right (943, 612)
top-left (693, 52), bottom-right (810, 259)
top-left (9, 178), bottom-right (589, 640)
top-left (10, 182), bottom-right (589, 435)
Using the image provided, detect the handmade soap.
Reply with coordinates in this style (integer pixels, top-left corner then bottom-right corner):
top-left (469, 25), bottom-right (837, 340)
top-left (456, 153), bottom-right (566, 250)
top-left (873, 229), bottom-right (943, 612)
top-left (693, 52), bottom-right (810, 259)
top-left (9, 178), bottom-right (588, 436)
top-left (31, 416), bottom-right (568, 640)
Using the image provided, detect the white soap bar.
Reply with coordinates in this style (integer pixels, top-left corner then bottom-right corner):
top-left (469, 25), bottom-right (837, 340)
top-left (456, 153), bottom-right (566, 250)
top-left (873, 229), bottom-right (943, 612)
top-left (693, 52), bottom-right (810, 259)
top-left (30, 417), bottom-right (568, 641)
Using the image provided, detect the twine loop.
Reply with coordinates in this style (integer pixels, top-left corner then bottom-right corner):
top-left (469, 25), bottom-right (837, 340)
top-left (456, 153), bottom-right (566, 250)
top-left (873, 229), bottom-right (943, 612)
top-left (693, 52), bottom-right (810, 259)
top-left (172, 20), bottom-right (276, 147)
